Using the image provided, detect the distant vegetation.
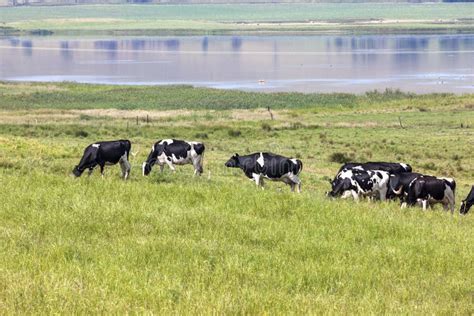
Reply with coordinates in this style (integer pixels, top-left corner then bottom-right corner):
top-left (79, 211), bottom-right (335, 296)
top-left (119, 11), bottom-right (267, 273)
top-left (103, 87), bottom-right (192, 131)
top-left (1, 3), bottom-right (473, 35)
top-left (0, 0), bottom-right (452, 6)
top-left (0, 82), bottom-right (470, 111)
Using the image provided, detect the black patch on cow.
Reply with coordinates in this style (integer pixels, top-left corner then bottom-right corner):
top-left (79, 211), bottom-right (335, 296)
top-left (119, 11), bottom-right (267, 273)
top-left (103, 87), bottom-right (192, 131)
top-left (338, 161), bottom-right (411, 174)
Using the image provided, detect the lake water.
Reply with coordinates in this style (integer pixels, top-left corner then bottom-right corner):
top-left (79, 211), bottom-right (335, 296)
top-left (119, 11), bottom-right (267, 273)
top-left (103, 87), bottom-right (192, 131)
top-left (1, 35), bottom-right (473, 93)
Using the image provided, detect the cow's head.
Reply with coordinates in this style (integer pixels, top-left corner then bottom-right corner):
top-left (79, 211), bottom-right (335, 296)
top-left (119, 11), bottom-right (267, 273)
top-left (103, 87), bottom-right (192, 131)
top-left (142, 144), bottom-right (159, 176)
top-left (326, 177), bottom-right (352, 198)
top-left (460, 200), bottom-right (472, 215)
top-left (72, 165), bottom-right (83, 177)
top-left (225, 154), bottom-right (240, 168)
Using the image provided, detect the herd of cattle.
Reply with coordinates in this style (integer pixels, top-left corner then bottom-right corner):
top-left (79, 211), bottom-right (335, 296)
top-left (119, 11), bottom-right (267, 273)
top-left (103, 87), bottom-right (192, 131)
top-left (72, 139), bottom-right (473, 215)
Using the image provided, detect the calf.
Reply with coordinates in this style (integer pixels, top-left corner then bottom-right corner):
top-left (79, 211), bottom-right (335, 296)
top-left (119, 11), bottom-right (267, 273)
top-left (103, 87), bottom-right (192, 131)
top-left (142, 139), bottom-right (205, 176)
top-left (225, 152), bottom-right (303, 192)
top-left (338, 162), bottom-right (412, 175)
top-left (405, 176), bottom-right (456, 213)
top-left (72, 140), bottom-right (131, 179)
top-left (460, 186), bottom-right (474, 215)
top-left (327, 168), bottom-right (390, 201)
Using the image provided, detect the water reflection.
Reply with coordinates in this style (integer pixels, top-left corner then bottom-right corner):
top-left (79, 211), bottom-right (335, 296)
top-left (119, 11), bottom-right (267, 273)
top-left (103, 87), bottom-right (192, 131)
top-left (60, 41), bottom-right (72, 59)
top-left (202, 37), bottom-right (209, 52)
top-left (231, 37), bottom-right (242, 51)
top-left (1, 35), bottom-right (473, 93)
top-left (21, 40), bottom-right (33, 56)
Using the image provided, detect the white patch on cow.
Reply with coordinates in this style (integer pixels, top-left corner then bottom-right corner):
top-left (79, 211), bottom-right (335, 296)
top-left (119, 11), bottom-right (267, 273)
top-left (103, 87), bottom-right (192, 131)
top-left (353, 166), bottom-right (364, 171)
top-left (170, 153), bottom-right (191, 165)
top-left (400, 163), bottom-right (409, 171)
top-left (290, 158), bottom-right (297, 164)
top-left (159, 139), bottom-right (173, 145)
top-left (257, 153), bottom-right (264, 167)
top-left (142, 162), bottom-right (147, 176)
top-left (92, 144), bottom-right (100, 148)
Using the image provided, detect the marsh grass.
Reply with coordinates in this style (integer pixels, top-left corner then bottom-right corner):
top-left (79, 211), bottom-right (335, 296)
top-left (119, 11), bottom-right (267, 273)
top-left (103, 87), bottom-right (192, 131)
top-left (0, 82), bottom-right (473, 313)
top-left (2, 4), bottom-right (474, 35)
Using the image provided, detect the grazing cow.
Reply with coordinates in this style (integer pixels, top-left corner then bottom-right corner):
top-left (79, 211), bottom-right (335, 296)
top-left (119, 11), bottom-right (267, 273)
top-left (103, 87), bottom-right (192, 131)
top-left (142, 139), bottom-right (205, 176)
top-left (338, 162), bottom-right (412, 174)
top-left (224, 152), bottom-right (303, 192)
top-left (460, 186), bottom-right (474, 215)
top-left (327, 168), bottom-right (390, 201)
top-left (72, 139), bottom-right (131, 179)
top-left (405, 176), bottom-right (456, 213)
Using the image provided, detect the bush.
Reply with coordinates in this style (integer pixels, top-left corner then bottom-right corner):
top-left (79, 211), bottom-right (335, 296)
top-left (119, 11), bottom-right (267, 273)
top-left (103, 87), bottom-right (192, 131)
top-left (261, 123), bottom-right (272, 132)
top-left (228, 130), bottom-right (242, 137)
top-left (194, 133), bottom-right (208, 139)
top-left (329, 152), bottom-right (353, 164)
top-left (74, 130), bottom-right (89, 138)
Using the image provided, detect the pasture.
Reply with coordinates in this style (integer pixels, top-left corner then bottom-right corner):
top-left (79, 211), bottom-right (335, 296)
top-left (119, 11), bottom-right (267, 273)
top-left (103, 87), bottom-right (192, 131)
top-left (0, 82), bottom-right (473, 313)
top-left (1, 3), bottom-right (474, 34)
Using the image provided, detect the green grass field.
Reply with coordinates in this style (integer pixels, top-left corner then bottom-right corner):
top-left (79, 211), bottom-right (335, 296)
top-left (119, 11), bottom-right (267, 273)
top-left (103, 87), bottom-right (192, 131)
top-left (0, 82), bottom-right (473, 313)
top-left (1, 3), bottom-right (474, 34)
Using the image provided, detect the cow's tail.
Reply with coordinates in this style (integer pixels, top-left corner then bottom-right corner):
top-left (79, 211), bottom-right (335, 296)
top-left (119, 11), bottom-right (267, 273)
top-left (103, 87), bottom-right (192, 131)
top-left (124, 140), bottom-right (132, 160)
top-left (193, 143), bottom-right (205, 155)
top-left (292, 159), bottom-right (303, 175)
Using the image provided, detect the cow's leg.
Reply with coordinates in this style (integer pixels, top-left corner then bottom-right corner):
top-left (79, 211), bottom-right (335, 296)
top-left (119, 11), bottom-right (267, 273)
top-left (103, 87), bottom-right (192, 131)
top-left (165, 159), bottom-right (176, 172)
top-left (99, 162), bottom-right (105, 179)
top-left (159, 164), bottom-right (164, 173)
top-left (288, 174), bottom-right (301, 193)
top-left (87, 167), bottom-right (94, 176)
top-left (192, 156), bottom-right (203, 176)
top-left (422, 200), bottom-right (428, 211)
top-left (446, 189), bottom-right (455, 214)
top-left (252, 173), bottom-right (262, 188)
top-left (119, 154), bottom-right (131, 180)
top-left (401, 202), bottom-right (407, 209)
top-left (379, 187), bottom-right (387, 202)
top-left (352, 190), bottom-right (360, 201)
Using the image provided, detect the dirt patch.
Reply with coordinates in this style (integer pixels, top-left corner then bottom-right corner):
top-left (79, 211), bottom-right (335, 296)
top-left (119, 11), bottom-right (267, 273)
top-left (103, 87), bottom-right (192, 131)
top-left (70, 109), bottom-right (197, 119)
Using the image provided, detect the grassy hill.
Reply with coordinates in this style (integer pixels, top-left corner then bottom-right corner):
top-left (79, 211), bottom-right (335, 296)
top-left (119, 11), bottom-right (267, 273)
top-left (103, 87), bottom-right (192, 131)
top-left (0, 82), bottom-right (473, 313)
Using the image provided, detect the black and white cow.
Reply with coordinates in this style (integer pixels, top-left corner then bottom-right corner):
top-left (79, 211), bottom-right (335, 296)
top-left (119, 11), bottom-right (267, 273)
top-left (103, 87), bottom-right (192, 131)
top-left (404, 176), bottom-right (456, 213)
top-left (327, 168), bottom-right (390, 201)
top-left (459, 186), bottom-right (474, 215)
top-left (338, 162), bottom-right (412, 174)
top-left (72, 139), bottom-right (131, 179)
top-left (224, 152), bottom-right (303, 192)
top-left (142, 139), bottom-right (205, 176)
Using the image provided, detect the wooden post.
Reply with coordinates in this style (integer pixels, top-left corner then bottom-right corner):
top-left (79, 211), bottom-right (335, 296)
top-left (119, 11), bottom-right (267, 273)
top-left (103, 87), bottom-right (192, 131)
top-left (398, 116), bottom-right (405, 129)
top-left (267, 106), bottom-right (274, 120)
top-left (136, 116), bottom-right (139, 126)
